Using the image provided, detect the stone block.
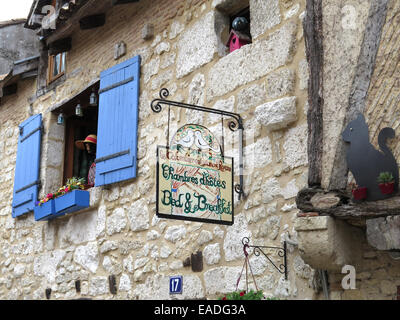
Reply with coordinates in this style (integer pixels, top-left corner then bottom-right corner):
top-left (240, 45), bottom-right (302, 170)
top-left (237, 83), bottom-right (266, 113)
top-left (89, 276), bottom-right (108, 296)
top-left (209, 96), bottom-right (235, 123)
top-left (283, 123), bottom-right (308, 169)
top-left (255, 96), bottom-right (297, 131)
top-left (33, 250), bottom-right (66, 283)
top-left (266, 68), bottom-right (295, 99)
top-left (366, 216), bottom-right (400, 250)
top-left (244, 136), bottom-right (273, 169)
top-left (128, 199), bottom-right (149, 231)
top-left (204, 266), bottom-right (242, 295)
top-left (176, 11), bottom-right (229, 79)
top-left (155, 41), bottom-right (170, 55)
top-left (73, 242), bottom-right (99, 274)
top-left (169, 21), bottom-right (184, 40)
top-left (223, 214), bottom-right (251, 261)
top-left (255, 215), bottom-right (281, 239)
top-left (106, 207), bottom-right (127, 235)
top-left (203, 243), bottom-right (221, 265)
top-left (261, 177), bottom-right (281, 204)
top-left (164, 225), bottom-right (186, 243)
top-left (118, 273), bottom-right (131, 292)
top-left (58, 209), bottom-right (98, 246)
top-left (294, 216), bottom-right (364, 271)
top-left (143, 56), bottom-right (160, 84)
top-left (208, 22), bottom-right (297, 100)
top-left (250, 0), bottom-right (281, 39)
top-left (294, 216), bottom-right (329, 231)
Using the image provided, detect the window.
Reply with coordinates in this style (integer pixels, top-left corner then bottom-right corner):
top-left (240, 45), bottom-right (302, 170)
top-left (61, 83), bottom-right (99, 186)
top-left (12, 55), bottom-right (141, 220)
top-left (48, 52), bottom-right (66, 84)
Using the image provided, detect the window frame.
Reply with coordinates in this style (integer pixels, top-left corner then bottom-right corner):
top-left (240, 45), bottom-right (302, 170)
top-left (48, 52), bottom-right (66, 84)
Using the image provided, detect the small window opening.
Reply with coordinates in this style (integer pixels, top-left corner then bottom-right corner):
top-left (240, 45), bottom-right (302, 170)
top-left (48, 52), bottom-right (66, 84)
top-left (226, 7), bottom-right (252, 53)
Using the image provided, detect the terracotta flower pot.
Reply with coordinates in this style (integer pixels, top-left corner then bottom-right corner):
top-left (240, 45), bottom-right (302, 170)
top-left (352, 187), bottom-right (367, 200)
top-left (379, 182), bottom-right (394, 195)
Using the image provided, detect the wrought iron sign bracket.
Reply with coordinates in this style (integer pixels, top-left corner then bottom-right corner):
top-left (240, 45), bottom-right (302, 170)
top-left (151, 88), bottom-right (246, 200)
top-left (242, 237), bottom-right (288, 280)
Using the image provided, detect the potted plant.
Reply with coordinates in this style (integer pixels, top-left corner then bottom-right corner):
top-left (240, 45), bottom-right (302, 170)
top-left (377, 172), bottom-right (395, 195)
top-left (349, 182), bottom-right (367, 200)
top-left (219, 290), bottom-right (276, 300)
top-left (34, 177), bottom-right (88, 221)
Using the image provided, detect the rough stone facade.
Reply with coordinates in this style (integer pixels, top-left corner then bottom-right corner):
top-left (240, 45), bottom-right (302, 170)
top-left (0, 0), bottom-right (399, 301)
top-left (0, 0), bottom-right (315, 300)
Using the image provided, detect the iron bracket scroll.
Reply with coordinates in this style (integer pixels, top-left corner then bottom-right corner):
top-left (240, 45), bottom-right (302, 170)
top-left (151, 88), bottom-right (246, 200)
top-left (242, 237), bottom-right (288, 280)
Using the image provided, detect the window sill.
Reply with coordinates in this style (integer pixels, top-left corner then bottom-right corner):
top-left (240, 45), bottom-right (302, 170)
top-left (47, 72), bottom-right (65, 85)
top-left (34, 189), bottom-right (90, 221)
top-left (36, 74), bottom-right (66, 98)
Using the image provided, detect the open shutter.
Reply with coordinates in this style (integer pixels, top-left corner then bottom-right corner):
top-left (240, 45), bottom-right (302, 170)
top-left (12, 114), bottom-right (42, 218)
top-left (95, 55), bottom-right (141, 186)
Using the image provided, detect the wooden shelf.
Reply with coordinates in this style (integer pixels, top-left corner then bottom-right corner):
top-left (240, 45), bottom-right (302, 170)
top-left (296, 187), bottom-right (400, 219)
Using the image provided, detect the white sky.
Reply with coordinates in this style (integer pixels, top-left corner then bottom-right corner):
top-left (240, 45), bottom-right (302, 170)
top-left (0, 0), bottom-right (33, 22)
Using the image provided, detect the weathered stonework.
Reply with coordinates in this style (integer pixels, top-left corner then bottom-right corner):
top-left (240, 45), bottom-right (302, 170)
top-left (249, 0), bottom-right (281, 39)
top-left (176, 11), bottom-right (228, 79)
top-left (255, 96), bottom-right (297, 131)
top-left (6, 0), bottom-right (394, 302)
top-left (366, 216), bottom-right (400, 250)
top-left (207, 21), bottom-right (297, 100)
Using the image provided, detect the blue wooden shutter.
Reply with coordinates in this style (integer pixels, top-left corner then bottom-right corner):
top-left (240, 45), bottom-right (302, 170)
top-left (95, 55), bottom-right (141, 186)
top-left (12, 114), bottom-right (42, 218)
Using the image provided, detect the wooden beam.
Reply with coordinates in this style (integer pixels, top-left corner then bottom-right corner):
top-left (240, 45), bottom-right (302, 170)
top-left (303, 0), bottom-right (324, 187)
top-left (296, 187), bottom-right (400, 219)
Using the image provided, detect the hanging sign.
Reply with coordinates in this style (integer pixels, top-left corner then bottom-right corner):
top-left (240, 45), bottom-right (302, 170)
top-left (156, 124), bottom-right (234, 225)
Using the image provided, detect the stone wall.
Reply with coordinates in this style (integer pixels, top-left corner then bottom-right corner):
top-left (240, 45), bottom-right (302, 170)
top-left (295, 0), bottom-right (400, 301)
top-left (0, 20), bottom-right (40, 74)
top-left (1, 0), bottom-right (316, 300)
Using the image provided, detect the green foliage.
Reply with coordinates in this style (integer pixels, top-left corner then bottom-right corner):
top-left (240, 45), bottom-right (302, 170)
top-left (66, 177), bottom-right (86, 189)
top-left (219, 290), bottom-right (278, 300)
top-left (377, 172), bottom-right (394, 184)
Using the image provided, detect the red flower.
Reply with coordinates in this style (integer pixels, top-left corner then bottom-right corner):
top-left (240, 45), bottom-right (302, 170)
top-left (222, 296), bottom-right (226, 300)
top-left (240, 291), bottom-right (245, 296)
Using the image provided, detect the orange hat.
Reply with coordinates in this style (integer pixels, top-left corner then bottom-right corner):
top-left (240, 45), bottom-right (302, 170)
top-left (75, 134), bottom-right (97, 150)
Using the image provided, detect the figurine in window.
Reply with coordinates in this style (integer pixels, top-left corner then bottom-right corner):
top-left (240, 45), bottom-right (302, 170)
top-left (226, 16), bottom-right (251, 53)
top-left (75, 134), bottom-right (97, 187)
